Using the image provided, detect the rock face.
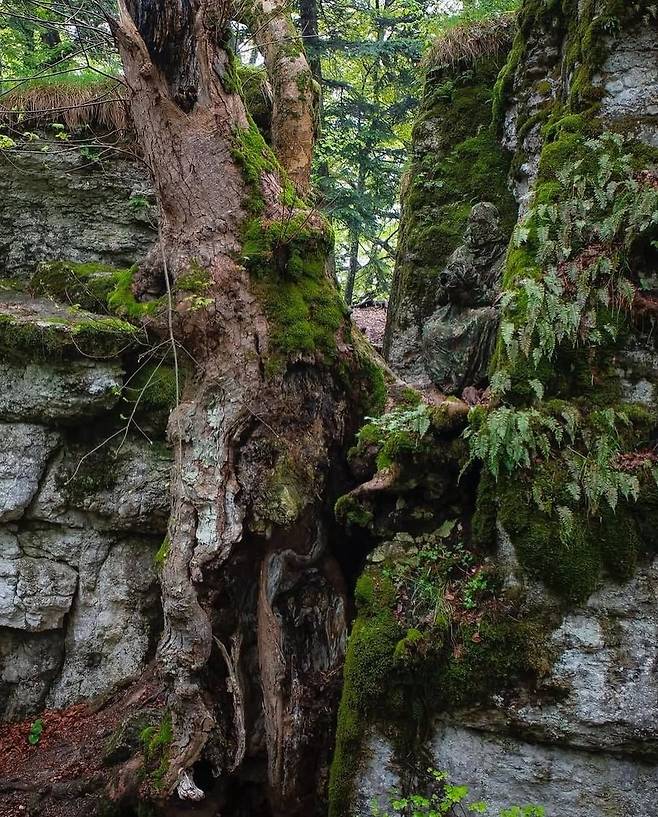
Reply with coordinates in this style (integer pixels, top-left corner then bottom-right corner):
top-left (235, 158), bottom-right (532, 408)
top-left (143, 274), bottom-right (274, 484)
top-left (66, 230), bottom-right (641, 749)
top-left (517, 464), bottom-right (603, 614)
top-left (0, 137), bottom-right (156, 280)
top-left (336, 4), bottom-right (658, 817)
top-left (421, 203), bottom-right (507, 393)
top-left (383, 40), bottom-right (518, 393)
top-left (0, 291), bottom-right (168, 720)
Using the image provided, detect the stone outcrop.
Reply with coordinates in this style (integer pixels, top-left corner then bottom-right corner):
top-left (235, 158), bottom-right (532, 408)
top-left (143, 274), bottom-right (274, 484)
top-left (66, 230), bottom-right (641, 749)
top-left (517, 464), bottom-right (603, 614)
top-left (383, 38), bottom-right (518, 393)
top-left (335, 4), bottom-right (658, 816)
top-left (0, 137), bottom-right (156, 280)
top-left (0, 290), bottom-right (169, 720)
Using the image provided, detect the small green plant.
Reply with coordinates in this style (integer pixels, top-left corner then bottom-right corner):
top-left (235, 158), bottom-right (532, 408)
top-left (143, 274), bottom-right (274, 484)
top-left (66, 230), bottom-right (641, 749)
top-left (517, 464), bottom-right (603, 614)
top-left (365, 404), bottom-right (432, 444)
top-left (462, 569), bottom-right (491, 610)
top-left (28, 718), bottom-right (44, 745)
top-left (128, 194), bottom-right (151, 212)
top-left (371, 768), bottom-right (544, 817)
top-left (140, 712), bottom-right (173, 789)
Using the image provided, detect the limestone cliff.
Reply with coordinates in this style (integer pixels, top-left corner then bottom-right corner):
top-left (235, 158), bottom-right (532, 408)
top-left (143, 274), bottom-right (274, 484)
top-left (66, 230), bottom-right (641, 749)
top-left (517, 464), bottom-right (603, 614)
top-left (333, 3), bottom-right (658, 816)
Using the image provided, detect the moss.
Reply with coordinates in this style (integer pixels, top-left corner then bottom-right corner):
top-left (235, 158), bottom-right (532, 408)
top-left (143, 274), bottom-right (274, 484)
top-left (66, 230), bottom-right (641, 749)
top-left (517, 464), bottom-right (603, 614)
top-left (0, 311), bottom-right (137, 361)
top-left (434, 617), bottom-right (548, 708)
top-left (334, 494), bottom-right (373, 529)
top-left (153, 537), bottom-right (170, 568)
top-left (31, 260), bottom-right (125, 311)
top-left (495, 457), bottom-right (649, 601)
top-left (355, 353), bottom-right (387, 417)
top-left (243, 215), bottom-right (347, 370)
top-left (329, 557), bottom-right (551, 815)
top-left (394, 58), bottom-right (518, 322)
top-left (376, 430), bottom-right (417, 471)
top-left (176, 262), bottom-right (212, 294)
top-left (394, 627), bottom-right (427, 662)
top-left (124, 364), bottom-right (178, 415)
top-left (107, 266), bottom-right (163, 319)
top-left (328, 573), bottom-right (400, 817)
top-left (232, 121), bottom-right (282, 214)
top-left (140, 712), bottom-right (173, 790)
top-left (238, 65), bottom-right (273, 142)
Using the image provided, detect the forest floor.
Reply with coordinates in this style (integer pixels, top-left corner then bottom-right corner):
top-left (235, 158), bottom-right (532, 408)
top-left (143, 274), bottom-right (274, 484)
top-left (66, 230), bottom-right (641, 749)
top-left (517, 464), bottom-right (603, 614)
top-left (352, 305), bottom-right (387, 352)
top-left (0, 670), bottom-right (166, 817)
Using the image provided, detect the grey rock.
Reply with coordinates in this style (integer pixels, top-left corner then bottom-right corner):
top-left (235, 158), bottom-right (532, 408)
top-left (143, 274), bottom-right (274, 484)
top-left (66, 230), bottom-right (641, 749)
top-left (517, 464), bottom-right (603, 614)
top-left (46, 535), bottom-right (160, 708)
top-left (422, 304), bottom-right (500, 395)
top-left (0, 360), bottom-right (123, 423)
top-left (419, 204), bottom-right (506, 394)
top-left (0, 628), bottom-right (64, 719)
top-left (0, 139), bottom-right (156, 280)
top-left (597, 29), bottom-right (658, 145)
top-left (430, 724), bottom-right (658, 817)
top-left (0, 525), bottom-right (161, 715)
top-left (616, 346), bottom-right (658, 409)
top-left (353, 729), bottom-right (399, 816)
top-left (0, 550), bottom-right (77, 632)
top-left (0, 423), bottom-right (60, 521)
top-left (30, 438), bottom-right (171, 533)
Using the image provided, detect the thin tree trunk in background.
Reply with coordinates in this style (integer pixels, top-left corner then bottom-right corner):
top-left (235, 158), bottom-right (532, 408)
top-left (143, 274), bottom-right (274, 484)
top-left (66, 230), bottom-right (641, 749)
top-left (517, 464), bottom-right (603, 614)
top-left (109, 1), bottom-right (366, 814)
top-left (239, 0), bottom-right (318, 195)
top-left (299, 0), bottom-right (322, 81)
top-left (344, 160), bottom-right (367, 304)
top-left (345, 226), bottom-right (360, 305)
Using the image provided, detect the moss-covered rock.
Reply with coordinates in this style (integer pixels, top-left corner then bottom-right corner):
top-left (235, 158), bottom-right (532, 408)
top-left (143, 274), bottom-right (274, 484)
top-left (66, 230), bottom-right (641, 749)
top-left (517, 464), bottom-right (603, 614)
top-left (0, 289), bottom-right (138, 361)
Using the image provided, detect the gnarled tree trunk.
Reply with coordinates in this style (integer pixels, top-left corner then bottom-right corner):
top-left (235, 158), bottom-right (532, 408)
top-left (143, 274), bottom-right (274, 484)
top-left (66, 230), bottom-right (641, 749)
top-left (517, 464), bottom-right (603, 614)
top-left (110, 2), bottom-right (367, 814)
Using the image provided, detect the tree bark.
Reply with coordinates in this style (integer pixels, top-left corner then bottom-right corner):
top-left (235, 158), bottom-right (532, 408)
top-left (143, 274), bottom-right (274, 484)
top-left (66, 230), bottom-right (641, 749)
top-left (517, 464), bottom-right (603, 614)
top-left (109, 1), bottom-right (365, 814)
top-left (345, 226), bottom-right (360, 306)
top-left (238, 0), bottom-right (319, 196)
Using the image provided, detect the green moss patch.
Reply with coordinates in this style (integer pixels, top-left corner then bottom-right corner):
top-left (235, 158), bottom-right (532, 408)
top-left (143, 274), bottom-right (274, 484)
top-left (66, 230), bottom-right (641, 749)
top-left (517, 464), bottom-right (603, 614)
top-left (243, 215), bottom-right (348, 370)
top-left (393, 58), bottom-right (518, 323)
top-left (0, 291), bottom-right (138, 361)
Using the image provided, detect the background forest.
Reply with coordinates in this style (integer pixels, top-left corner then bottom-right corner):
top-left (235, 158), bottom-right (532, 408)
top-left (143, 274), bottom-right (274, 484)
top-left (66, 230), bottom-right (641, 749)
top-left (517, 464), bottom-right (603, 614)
top-left (0, 0), bottom-right (518, 303)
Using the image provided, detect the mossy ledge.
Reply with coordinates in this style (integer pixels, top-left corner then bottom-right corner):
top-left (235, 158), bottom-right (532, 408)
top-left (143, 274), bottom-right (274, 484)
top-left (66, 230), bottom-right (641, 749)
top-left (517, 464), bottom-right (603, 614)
top-left (0, 290), bottom-right (139, 361)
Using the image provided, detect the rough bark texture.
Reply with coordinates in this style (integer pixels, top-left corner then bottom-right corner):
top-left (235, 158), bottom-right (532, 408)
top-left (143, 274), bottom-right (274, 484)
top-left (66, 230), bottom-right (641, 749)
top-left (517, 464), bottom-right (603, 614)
top-left (239, 0), bottom-right (319, 195)
top-left (109, 1), bottom-right (358, 814)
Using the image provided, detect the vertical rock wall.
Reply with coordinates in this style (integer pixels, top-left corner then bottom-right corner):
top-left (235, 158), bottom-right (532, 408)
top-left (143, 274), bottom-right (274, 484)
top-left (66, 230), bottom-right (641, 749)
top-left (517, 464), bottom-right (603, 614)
top-left (0, 291), bottom-right (170, 720)
top-left (336, 3), bottom-right (658, 816)
top-left (0, 138), bottom-right (156, 281)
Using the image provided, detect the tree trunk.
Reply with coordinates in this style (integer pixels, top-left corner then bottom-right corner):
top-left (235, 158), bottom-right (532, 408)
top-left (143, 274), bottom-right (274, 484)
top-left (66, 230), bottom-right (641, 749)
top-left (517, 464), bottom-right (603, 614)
top-left (345, 226), bottom-right (360, 306)
top-left (110, 2), bottom-right (369, 814)
top-left (238, 0), bottom-right (319, 196)
top-left (299, 0), bottom-right (322, 81)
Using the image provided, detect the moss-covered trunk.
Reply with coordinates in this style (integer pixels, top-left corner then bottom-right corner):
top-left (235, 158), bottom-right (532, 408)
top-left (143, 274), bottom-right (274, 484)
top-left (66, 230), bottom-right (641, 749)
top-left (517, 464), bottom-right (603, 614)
top-left (111, 2), bottom-right (376, 814)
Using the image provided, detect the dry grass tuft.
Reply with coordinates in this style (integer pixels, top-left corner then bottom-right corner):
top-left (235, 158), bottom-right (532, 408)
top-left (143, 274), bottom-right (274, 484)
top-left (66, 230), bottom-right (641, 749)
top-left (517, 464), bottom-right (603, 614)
top-left (0, 75), bottom-right (129, 133)
top-left (425, 12), bottom-right (517, 69)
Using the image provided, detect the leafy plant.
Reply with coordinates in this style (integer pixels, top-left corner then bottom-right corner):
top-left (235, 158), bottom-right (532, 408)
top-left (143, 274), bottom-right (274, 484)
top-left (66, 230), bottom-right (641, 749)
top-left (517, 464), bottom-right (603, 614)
top-left (365, 404), bottom-right (432, 446)
top-left (28, 718), bottom-right (44, 745)
top-left (465, 133), bottom-right (658, 533)
top-left (495, 133), bottom-right (658, 397)
top-left (370, 768), bottom-right (544, 816)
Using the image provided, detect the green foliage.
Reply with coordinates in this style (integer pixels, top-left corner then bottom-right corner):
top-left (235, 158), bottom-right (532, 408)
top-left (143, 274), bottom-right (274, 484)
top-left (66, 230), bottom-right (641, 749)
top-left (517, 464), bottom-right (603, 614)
top-left (31, 260), bottom-right (125, 312)
top-left (371, 767), bottom-right (543, 817)
top-left (0, 310), bottom-right (138, 362)
top-left (495, 133), bottom-right (657, 393)
top-left (154, 537), bottom-right (171, 568)
top-left (330, 514), bottom-right (549, 815)
top-left (108, 266), bottom-right (163, 320)
top-left (28, 718), bottom-right (44, 746)
top-left (465, 132), bottom-right (658, 540)
top-left (140, 712), bottom-right (173, 789)
top-left (335, 494), bottom-right (374, 528)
